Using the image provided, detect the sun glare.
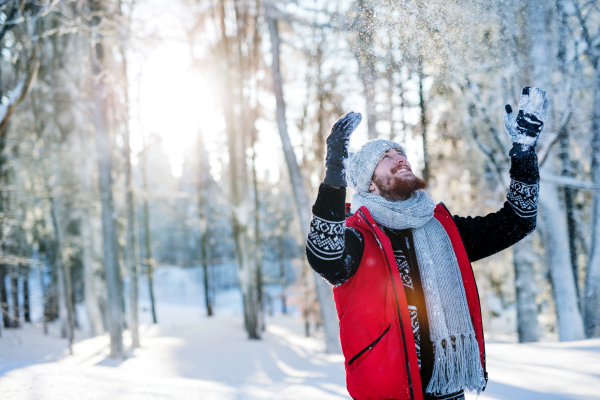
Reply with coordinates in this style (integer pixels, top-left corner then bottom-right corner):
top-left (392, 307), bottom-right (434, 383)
top-left (132, 41), bottom-right (224, 177)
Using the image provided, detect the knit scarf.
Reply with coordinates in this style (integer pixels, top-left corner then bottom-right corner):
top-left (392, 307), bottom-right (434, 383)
top-left (351, 190), bottom-right (486, 395)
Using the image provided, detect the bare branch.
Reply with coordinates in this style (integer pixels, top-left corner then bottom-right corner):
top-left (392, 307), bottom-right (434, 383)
top-left (573, 0), bottom-right (599, 66)
top-left (0, 2), bottom-right (18, 42)
top-left (539, 109), bottom-right (573, 167)
top-left (541, 173), bottom-right (600, 190)
top-left (464, 78), bottom-right (510, 163)
top-left (0, 46), bottom-right (40, 138)
top-left (467, 115), bottom-right (509, 191)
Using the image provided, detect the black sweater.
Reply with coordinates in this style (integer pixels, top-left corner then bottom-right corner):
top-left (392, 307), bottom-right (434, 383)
top-left (305, 144), bottom-right (539, 397)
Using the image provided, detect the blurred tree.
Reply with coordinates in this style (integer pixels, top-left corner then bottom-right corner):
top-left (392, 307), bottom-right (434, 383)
top-left (90, 0), bottom-right (124, 358)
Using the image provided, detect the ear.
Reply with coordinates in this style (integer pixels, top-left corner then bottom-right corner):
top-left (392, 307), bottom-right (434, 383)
top-left (369, 180), bottom-right (377, 193)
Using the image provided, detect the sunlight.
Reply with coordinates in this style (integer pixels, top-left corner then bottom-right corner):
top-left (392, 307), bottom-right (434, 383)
top-left (133, 41), bottom-right (224, 177)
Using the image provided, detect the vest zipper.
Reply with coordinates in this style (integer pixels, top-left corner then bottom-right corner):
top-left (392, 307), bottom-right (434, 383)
top-left (347, 323), bottom-right (391, 366)
top-left (358, 209), bottom-right (415, 400)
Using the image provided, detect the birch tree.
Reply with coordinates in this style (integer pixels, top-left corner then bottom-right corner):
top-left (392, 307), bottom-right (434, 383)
top-left (117, 0), bottom-right (140, 348)
top-left (90, 0), bottom-right (124, 358)
top-left (266, 2), bottom-right (341, 353)
top-left (572, 0), bottom-right (600, 338)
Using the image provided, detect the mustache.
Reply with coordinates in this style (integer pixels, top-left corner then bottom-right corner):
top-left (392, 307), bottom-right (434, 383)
top-left (391, 165), bottom-right (412, 174)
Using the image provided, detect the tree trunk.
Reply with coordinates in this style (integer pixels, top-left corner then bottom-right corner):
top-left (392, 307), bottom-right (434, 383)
top-left (10, 276), bottom-right (19, 328)
top-left (226, 100), bottom-right (260, 339)
top-left (44, 261), bottom-right (58, 330)
top-left (418, 58), bottom-right (430, 183)
top-left (37, 256), bottom-right (48, 335)
top-left (49, 188), bottom-right (75, 350)
top-left (118, 1), bottom-right (139, 349)
top-left (252, 137), bottom-right (264, 330)
top-left (141, 136), bottom-right (157, 324)
top-left (0, 264), bottom-right (9, 328)
top-left (522, 0), bottom-right (575, 342)
top-left (122, 87), bottom-right (140, 349)
top-left (513, 235), bottom-right (540, 342)
top-left (77, 129), bottom-right (105, 337)
top-left (201, 253), bottom-right (212, 316)
top-left (267, 10), bottom-right (341, 353)
top-left (198, 195), bottom-right (213, 318)
top-left (81, 213), bottom-right (104, 336)
top-left (93, 98), bottom-right (124, 357)
top-left (556, 2), bottom-right (581, 311)
top-left (23, 272), bottom-right (30, 323)
top-left (0, 132), bottom-right (8, 331)
top-left (559, 128), bottom-right (580, 308)
top-left (197, 134), bottom-right (213, 317)
top-left (92, 36), bottom-right (124, 357)
top-left (278, 235), bottom-right (287, 314)
top-left (539, 181), bottom-right (585, 341)
top-left (584, 66), bottom-right (600, 338)
top-left (218, 0), bottom-right (260, 340)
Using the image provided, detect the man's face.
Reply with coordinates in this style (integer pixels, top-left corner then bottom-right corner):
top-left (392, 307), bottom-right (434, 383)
top-left (368, 148), bottom-right (427, 202)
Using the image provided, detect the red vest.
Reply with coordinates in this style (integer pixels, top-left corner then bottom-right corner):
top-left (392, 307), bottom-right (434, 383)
top-left (333, 204), bottom-right (486, 400)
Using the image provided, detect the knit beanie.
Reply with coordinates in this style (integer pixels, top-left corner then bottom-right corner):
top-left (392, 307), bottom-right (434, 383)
top-left (346, 139), bottom-right (406, 193)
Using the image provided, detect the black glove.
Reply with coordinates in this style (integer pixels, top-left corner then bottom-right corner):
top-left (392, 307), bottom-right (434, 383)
top-left (323, 112), bottom-right (362, 187)
top-left (504, 86), bottom-right (549, 151)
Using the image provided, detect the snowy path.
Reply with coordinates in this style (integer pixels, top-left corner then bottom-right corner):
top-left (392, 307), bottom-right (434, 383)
top-left (0, 310), bottom-right (348, 400)
top-left (0, 309), bottom-right (599, 399)
top-left (467, 338), bottom-right (600, 400)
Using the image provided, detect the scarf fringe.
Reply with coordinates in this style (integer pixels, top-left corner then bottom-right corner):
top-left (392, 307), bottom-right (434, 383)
top-left (426, 334), bottom-right (486, 396)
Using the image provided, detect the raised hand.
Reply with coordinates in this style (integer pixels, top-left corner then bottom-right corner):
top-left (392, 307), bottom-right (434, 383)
top-left (504, 86), bottom-right (549, 150)
top-left (324, 112), bottom-right (362, 187)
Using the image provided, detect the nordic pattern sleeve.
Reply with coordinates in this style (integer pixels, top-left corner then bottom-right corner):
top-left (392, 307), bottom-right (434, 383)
top-left (306, 183), bottom-right (364, 286)
top-left (452, 144), bottom-right (539, 263)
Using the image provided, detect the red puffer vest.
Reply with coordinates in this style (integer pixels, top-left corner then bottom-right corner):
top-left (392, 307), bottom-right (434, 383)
top-left (333, 204), bottom-right (487, 400)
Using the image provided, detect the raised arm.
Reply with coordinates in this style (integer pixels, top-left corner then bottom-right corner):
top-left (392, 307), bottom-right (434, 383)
top-left (306, 112), bottom-right (364, 285)
top-left (306, 184), bottom-right (364, 285)
top-left (453, 144), bottom-right (539, 262)
top-left (454, 86), bottom-right (547, 263)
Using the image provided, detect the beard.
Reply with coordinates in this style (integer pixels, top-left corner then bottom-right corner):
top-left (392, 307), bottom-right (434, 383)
top-left (372, 171), bottom-right (428, 202)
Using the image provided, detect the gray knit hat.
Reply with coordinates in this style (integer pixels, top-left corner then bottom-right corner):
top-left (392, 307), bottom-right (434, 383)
top-left (345, 139), bottom-right (406, 193)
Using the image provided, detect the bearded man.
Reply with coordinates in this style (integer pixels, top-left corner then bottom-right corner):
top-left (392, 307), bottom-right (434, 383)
top-left (306, 86), bottom-right (548, 400)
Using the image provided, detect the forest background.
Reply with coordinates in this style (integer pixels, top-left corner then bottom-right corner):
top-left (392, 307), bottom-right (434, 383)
top-left (0, 0), bottom-right (599, 378)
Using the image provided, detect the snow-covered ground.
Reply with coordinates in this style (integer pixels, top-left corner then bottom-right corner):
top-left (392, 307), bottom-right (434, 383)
top-left (1, 309), bottom-right (599, 399)
top-left (0, 307), bottom-right (347, 400)
top-left (1, 266), bottom-right (599, 399)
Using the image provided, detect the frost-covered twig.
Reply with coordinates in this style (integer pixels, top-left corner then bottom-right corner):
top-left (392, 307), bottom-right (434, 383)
top-left (538, 108), bottom-right (573, 168)
top-left (469, 124), bottom-right (508, 191)
top-left (573, 0), bottom-right (599, 65)
top-left (540, 172), bottom-right (600, 190)
top-left (0, 46), bottom-right (40, 137)
top-left (465, 78), bottom-right (510, 162)
top-left (263, 0), bottom-right (334, 30)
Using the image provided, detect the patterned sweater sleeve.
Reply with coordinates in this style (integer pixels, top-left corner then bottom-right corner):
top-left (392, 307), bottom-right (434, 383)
top-left (452, 144), bottom-right (539, 263)
top-left (306, 184), bottom-right (365, 286)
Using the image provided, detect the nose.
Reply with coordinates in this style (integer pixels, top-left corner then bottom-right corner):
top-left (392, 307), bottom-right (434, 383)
top-left (394, 156), bottom-right (406, 164)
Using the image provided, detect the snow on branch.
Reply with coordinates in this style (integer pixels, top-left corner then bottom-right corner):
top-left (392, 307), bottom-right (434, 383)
top-left (539, 107), bottom-right (573, 168)
top-left (0, 46), bottom-right (40, 137)
top-left (540, 173), bottom-right (600, 190)
top-left (0, 79), bottom-right (25, 122)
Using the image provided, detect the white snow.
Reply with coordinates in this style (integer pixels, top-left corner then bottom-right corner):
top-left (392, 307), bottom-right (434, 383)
top-left (1, 266), bottom-right (599, 399)
top-left (0, 79), bottom-right (25, 123)
top-left (0, 104), bottom-right (7, 123)
top-left (0, 312), bottom-right (347, 400)
top-left (1, 310), bottom-right (599, 399)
